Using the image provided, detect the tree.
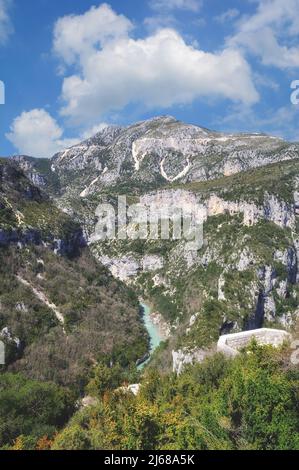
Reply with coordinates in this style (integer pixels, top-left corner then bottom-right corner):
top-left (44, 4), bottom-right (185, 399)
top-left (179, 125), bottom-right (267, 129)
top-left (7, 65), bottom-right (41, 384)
top-left (86, 362), bottom-right (123, 398)
top-left (0, 373), bottom-right (75, 448)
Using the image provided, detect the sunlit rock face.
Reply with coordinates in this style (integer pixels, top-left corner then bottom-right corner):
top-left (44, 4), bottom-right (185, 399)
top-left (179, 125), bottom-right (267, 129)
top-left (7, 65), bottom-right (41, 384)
top-left (15, 115), bottom-right (295, 199)
top-left (172, 349), bottom-right (210, 375)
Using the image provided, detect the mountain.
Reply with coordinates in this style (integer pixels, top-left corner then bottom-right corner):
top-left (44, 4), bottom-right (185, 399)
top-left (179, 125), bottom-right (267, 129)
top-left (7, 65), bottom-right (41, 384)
top-left (51, 116), bottom-right (299, 196)
top-left (0, 157), bottom-right (83, 253)
top-left (3, 117), bottom-right (299, 450)
top-left (0, 158), bottom-right (148, 389)
top-left (13, 116), bottom-right (299, 199)
top-left (8, 117), bottom-right (299, 372)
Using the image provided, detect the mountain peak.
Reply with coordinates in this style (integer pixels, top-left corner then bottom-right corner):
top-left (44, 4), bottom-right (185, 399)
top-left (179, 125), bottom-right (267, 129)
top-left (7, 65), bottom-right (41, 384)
top-left (82, 125), bottom-right (124, 147)
top-left (11, 116), bottom-right (299, 200)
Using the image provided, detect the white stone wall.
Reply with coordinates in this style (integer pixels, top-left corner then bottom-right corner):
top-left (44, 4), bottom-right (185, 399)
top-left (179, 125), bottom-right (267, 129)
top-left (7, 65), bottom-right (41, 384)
top-left (217, 328), bottom-right (291, 357)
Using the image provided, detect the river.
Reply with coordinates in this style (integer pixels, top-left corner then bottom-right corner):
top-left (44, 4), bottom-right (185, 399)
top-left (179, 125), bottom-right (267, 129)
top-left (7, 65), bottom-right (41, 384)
top-left (137, 302), bottom-right (163, 370)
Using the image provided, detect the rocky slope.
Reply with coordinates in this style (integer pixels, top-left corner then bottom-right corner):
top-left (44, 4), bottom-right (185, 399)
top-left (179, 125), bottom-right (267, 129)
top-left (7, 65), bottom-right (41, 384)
top-left (87, 158), bottom-right (299, 372)
top-left (0, 157), bottom-right (84, 255)
top-left (0, 159), bottom-right (148, 388)
top-left (10, 155), bottom-right (60, 194)
top-left (12, 116), bottom-right (299, 199)
top-left (52, 116), bottom-right (299, 196)
top-left (8, 117), bottom-right (299, 372)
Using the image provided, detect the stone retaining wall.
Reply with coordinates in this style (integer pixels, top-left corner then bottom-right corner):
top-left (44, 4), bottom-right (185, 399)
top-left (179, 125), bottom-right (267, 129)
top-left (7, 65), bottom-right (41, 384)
top-left (217, 328), bottom-right (291, 357)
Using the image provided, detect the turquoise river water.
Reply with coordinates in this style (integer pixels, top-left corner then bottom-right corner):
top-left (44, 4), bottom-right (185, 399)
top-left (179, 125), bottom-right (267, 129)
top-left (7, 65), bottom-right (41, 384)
top-left (138, 303), bottom-right (163, 369)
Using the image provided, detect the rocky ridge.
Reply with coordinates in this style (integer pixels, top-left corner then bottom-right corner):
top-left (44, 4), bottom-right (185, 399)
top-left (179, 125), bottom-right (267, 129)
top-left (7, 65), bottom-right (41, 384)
top-left (7, 117), bottom-right (299, 373)
top-left (12, 116), bottom-right (299, 200)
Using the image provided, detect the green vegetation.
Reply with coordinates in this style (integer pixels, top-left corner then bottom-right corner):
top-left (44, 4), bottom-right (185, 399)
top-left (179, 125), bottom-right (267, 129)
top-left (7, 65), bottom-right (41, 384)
top-left (136, 212), bottom-right (298, 356)
top-left (0, 159), bottom-right (148, 396)
top-left (0, 373), bottom-right (75, 449)
top-left (52, 345), bottom-right (299, 450)
top-left (0, 159), bottom-right (81, 239)
top-left (1, 152), bottom-right (299, 451)
top-left (31, 157), bottom-right (61, 193)
top-left (0, 245), bottom-right (147, 390)
top-left (172, 158), bottom-right (299, 205)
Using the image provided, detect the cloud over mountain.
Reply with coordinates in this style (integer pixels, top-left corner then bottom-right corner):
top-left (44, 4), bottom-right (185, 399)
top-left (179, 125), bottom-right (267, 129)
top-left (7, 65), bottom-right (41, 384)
top-left (53, 3), bottom-right (258, 125)
top-left (6, 109), bottom-right (79, 157)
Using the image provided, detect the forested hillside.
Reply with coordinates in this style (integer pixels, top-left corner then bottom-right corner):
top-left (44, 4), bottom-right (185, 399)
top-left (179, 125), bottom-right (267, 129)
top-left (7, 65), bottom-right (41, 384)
top-left (0, 159), bottom-right (148, 449)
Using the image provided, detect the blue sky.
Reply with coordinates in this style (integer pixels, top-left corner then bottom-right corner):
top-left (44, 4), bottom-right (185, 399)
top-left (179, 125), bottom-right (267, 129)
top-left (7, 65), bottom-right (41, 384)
top-left (0, 0), bottom-right (299, 157)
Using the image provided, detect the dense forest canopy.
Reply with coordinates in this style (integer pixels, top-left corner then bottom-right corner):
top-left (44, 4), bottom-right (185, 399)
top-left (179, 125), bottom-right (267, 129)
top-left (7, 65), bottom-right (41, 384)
top-left (1, 344), bottom-right (298, 450)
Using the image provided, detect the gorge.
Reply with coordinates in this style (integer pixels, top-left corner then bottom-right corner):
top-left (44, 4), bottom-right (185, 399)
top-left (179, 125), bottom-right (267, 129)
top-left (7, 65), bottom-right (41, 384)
top-left (1, 116), bottom-right (299, 450)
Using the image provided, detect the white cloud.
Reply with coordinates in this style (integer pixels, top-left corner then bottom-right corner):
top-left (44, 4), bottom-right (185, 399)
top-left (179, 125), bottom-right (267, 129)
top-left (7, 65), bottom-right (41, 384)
top-left (144, 14), bottom-right (177, 32)
top-left (53, 3), bottom-right (133, 66)
top-left (253, 72), bottom-right (279, 91)
top-left (145, 0), bottom-right (200, 31)
top-left (6, 109), bottom-right (79, 157)
top-left (53, 4), bottom-right (258, 126)
top-left (228, 0), bottom-right (299, 68)
top-left (0, 0), bottom-right (13, 44)
top-left (215, 9), bottom-right (240, 24)
top-left (149, 0), bottom-right (202, 12)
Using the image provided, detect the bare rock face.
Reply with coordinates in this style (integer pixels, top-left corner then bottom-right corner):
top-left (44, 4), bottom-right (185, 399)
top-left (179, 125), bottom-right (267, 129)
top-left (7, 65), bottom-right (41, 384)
top-left (11, 156), bottom-right (47, 187)
top-left (236, 249), bottom-right (254, 271)
top-left (264, 295), bottom-right (277, 322)
top-left (207, 193), bottom-right (295, 229)
top-left (52, 126), bottom-right (123, 171)
top-left (172, 348), bottom-right (213, 375)
top-left (140, 189), bottom-right (295, 233)
top-left (127, 384), bottom-right (140, 396)
top-left (97, 254), bottom-right (164, 282)
top-left (32, 115), bottom-right (298, 198)
top-left (218, 274), bottom-right (226, 301)
top-left (81, 396), bottom-right (99, 408)
top-left (142, 255), bottom-right (164, 272)
top-left (98, 255), bottom-right (140, 282)
top-left (0, 327), bottom-right (21, 349)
